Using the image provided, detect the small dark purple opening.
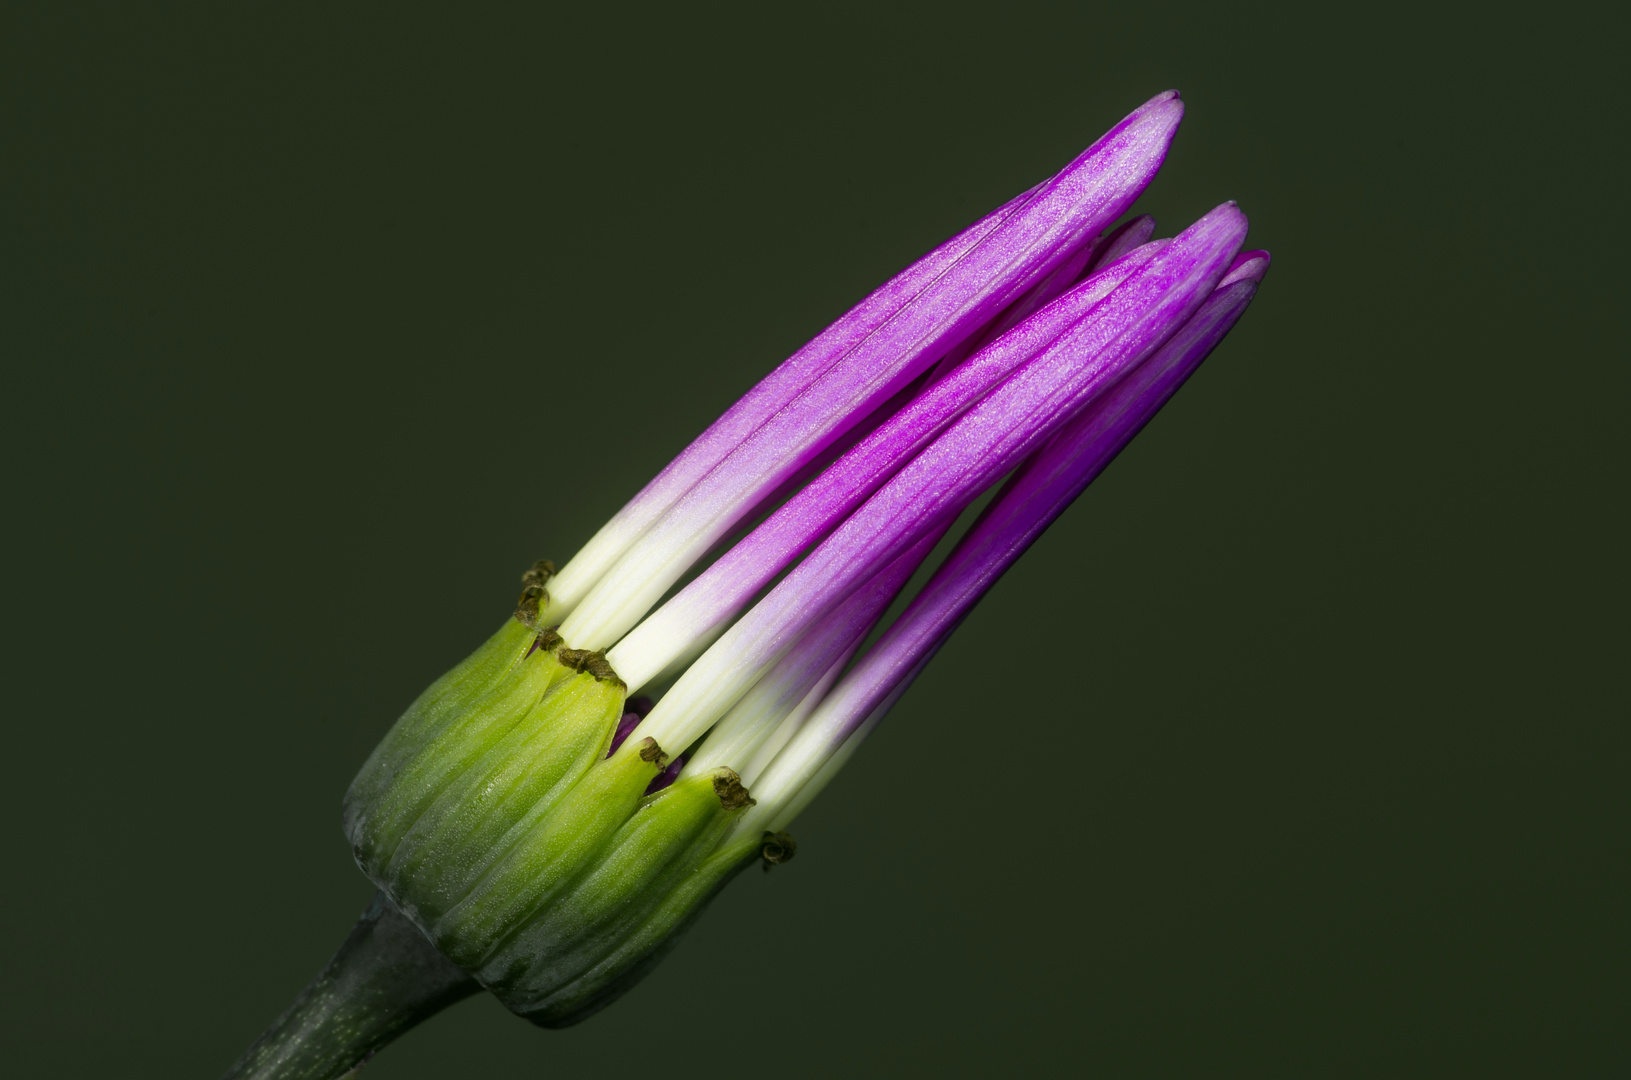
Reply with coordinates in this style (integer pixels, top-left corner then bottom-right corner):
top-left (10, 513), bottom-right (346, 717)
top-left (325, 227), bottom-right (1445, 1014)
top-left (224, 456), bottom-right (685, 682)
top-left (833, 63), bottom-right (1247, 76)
top-left (644, 754), bottom-right (687, 796)
top-left (606, 711), bottom-right (643, 758)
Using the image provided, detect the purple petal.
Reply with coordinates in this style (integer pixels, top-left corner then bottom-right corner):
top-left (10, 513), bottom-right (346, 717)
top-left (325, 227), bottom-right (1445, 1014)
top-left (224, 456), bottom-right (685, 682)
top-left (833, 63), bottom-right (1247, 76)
top-left (1083, 214), bottom-right (1159, 277)
top-left (746, 267), bottom-right (1265, 826)
top-left (683, 523), bottom-right (950, 779)
top-left (726, 216), bottom-right (1159, 549)
top-left (819, 274), bottom-right (1264, 747)
top-left (635, 202), bottom-right (1247, 751)
top-left (922, 217), bottom-right (1150, 386)
top-left (605, 710), bottom-right (645, 757)
top-left (644, 753), bottom-right (688, 796)
top-left (610, 239), bottom-right (1168, 690)
top-left (560, 92), bottom-right (1187, 649)
top-left (545, 183), bottom-right (1042, 616)
top-left (1220, 248), bottom-right (1272, 287)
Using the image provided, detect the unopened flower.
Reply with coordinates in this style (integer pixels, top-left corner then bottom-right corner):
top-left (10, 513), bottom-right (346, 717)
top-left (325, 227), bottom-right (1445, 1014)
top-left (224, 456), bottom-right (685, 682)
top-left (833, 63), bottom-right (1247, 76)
top-left (227, 90), bottom-right (1269, 1080)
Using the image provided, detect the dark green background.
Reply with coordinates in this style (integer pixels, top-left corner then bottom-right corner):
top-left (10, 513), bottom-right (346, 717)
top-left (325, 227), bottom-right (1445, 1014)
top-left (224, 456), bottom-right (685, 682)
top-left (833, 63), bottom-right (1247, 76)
top-left (3, 2), bottom-right (1625, 1076)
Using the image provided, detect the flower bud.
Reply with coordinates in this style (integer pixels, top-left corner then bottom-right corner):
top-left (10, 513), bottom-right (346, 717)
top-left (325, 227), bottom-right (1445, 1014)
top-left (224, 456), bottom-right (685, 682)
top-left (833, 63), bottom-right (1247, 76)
top-left (225, 91), bottom-right (1270, 1079)
top-left (350, 632), bottom-right (779, 1028)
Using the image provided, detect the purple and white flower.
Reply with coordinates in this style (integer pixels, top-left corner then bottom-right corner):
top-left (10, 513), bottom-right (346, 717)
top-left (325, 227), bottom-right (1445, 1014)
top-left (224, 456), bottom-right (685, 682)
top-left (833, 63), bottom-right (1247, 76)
top-left (229, 90), bottom-right (1271, 1080)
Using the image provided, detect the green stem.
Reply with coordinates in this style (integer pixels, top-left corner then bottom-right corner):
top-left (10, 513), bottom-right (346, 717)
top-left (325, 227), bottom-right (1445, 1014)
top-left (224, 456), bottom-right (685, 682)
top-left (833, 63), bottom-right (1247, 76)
top-left (223, 890), bottom-right (480, 1080)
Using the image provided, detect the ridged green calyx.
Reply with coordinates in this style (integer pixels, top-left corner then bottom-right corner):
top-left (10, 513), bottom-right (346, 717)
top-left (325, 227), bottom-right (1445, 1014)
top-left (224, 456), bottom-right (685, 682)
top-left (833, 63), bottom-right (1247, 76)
top-left (340, 563), bottom-right (771, 1023)
top-left (337, 573), bottom-right (798, 1028)
top-left (343, 608), bottom-right (652, 950)
top-left (431, 729), bottom-right (662, 967)
top-left (374, 647), bottom-right (630, 929)
top-left (482, 766), bottom-right (764, 1025)
top-left (342, 559), bottom-right (560, 866)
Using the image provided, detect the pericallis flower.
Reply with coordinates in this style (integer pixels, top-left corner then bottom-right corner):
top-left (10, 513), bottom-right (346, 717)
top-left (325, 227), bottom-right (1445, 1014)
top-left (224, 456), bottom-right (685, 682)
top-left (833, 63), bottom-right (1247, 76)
top-left (226, 90), bottom-right (1270, 1079)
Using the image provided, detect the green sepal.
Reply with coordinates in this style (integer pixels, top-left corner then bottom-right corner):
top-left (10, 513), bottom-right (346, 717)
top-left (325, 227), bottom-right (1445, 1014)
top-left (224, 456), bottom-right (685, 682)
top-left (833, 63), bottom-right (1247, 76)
top-left (520, 833), bottom-right (763, 1027)
top-left (343, 622), bottom-right (571, 872)
top-left (477, 768), bottom-right (752, 1014)
top-left (503, 776), bottom-right (738, 986)
top-left (344, 618), bottom-right (534, 821)
top-left (379, 666), bottom-right (627, 928)
top-left (431, 736), bottom-right (667, 971)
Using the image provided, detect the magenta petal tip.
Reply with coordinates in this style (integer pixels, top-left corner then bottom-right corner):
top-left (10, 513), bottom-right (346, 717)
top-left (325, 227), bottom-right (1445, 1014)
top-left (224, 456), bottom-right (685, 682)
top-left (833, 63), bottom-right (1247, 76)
top-left (1221, 249), bottom-right (1272, 287)
top-left (1132, 89), bottom-right (1184, 127)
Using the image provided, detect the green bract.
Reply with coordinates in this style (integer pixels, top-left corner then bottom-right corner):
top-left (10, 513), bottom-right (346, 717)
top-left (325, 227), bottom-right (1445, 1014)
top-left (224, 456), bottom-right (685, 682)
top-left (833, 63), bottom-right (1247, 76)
top-left (482, 767), bottom-right (764, 1026)
top-left (340, 584), bottom-right (780, 1025)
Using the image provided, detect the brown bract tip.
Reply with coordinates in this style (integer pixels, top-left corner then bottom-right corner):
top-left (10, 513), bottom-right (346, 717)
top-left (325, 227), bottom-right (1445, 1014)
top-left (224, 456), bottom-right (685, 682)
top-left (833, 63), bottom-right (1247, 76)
top-left (760, 831), bottom-right (797, 870)
top-left (554, 645), bottom-right (625, 687)
top-left (520, 558), bottom-right (557, 588)
top-left (514, 585), bottom-right (548, 627)
top-left (635, 736), bottom-right (669, 768)
top-left (711, 768), bottom-right (756, 811)
top-left (513, 559), bottom-right (557, 627)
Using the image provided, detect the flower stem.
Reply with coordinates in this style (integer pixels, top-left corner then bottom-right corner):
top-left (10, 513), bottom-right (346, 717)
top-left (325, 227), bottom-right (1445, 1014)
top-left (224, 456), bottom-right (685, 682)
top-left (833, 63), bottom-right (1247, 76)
top-left (222, 890), bottom-right (478, 1080)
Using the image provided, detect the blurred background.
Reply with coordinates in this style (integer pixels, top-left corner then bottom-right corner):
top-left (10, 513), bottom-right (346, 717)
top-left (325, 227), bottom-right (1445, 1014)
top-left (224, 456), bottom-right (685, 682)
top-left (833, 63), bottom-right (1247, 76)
top-left (2, 2), bottom-right (1625, 1076)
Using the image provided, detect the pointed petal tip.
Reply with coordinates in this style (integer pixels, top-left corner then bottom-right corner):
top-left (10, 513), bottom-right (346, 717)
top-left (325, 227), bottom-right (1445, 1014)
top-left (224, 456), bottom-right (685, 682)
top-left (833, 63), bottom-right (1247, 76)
top-left (1140, 90), bottom-right (1185, 119)
top-left (1200, 200), bottom-right (1250, 234)
top-left (1105, 213), bottom-right (1157, 240)
top-left (1220, 249), bottom-right (1272, 287)
top-left (1117, 90), bottom-right (1183, 140)
top-left (1168, 203), bottom-right (1250, 272)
